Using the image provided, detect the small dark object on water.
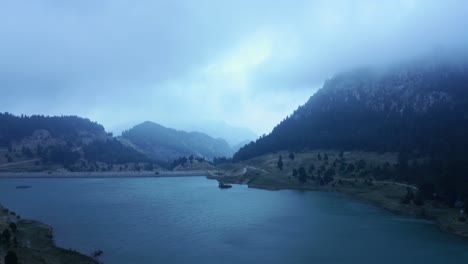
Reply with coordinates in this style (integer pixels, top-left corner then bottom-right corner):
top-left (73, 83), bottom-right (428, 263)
top-left (155, 171), bottom-right (160, 175)
top-left (16, 185), bottom-right (31, 189)
top-left (92, 250), bottom-right (103, 258)
top-left (218, 181), bottom-right (232, 189)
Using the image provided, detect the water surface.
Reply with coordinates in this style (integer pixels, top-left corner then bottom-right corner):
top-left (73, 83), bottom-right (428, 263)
top-left (0, 177), bottom-right (467, 264)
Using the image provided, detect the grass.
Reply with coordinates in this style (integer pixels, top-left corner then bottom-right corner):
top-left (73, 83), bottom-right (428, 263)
top-left (0, 163), bottom-right (59, 172)
top-left (241, 150), bottom-right (397, 179)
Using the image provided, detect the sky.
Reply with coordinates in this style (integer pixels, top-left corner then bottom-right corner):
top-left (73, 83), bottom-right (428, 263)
top-left (1, 0), bottom-right (468, 137)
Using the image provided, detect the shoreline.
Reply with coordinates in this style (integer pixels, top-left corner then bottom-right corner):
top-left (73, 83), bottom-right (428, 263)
top-left (0, 204), bottom-right (98, 264)
top-left (0, 170), bottom-right (210, 178)
top-left (208, 172), bottom-right (468, 239)
top-left (1, 170), bottom-right (467, 240)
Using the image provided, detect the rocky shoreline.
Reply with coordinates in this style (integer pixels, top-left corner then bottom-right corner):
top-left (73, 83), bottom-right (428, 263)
top-left (0, 205), bottom-right (98, 264)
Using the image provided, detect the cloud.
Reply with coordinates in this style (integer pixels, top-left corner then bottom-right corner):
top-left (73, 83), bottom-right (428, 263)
top-left (1, 0), bottom-right (467, 135)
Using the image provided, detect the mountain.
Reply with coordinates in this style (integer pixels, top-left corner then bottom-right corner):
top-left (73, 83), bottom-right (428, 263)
top-left (234, 55), bottom-right (468, 160)
top-left (233, 55), bottom-right (468, 204)
top-left (181, 120), bottom-right (257, 147)
top-left (0, 113), bottom-right (108, 146)
top-left (120, 121), bottom-right (234, 162)
top-left (0, 113), bottom-right (149, 171)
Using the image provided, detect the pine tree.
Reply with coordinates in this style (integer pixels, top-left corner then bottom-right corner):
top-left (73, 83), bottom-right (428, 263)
top-left (277, 155), bottom-right (284, 170)
top-left (292, 168), bottom-right (298, 177)
top-left (298, 167), bottom-right (307, 183)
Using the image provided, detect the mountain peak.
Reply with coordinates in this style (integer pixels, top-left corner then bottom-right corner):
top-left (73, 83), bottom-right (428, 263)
top-left (122, 121), bottom-right (233, 162)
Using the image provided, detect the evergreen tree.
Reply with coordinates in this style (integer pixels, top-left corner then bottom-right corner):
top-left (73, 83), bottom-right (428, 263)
top-left (346, 163), bottom-right (355, 173)
top-left (277, 155), bottom-right (284, 170)
top-left (9, 223), bottom-right (17, 233)
top-left (298, 167), bottom-right (307, 183)
top-left (292, 168), bottom-right (298, 177)
top-left (2, 229), bottom-right (11, 242)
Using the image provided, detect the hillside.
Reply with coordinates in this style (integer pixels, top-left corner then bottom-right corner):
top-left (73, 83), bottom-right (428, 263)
top-left (233, 55), bottom-right (468, 207)
top-left (0, 113), bottom-right (152, 172)
top-left (0, 113), bottom-right (107, 147)
top-left (121, 121), bottom-right (233, 162)
top-left (235, 56), bottom-right (468, 160)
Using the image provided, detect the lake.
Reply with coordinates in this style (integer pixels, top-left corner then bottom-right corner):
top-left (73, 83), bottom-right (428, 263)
top-left (0, 177), bottom-right (467, 264)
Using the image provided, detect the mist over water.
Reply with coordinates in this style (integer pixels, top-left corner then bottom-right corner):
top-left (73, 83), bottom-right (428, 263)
top-left (0, 177), bottom-right (467, 264)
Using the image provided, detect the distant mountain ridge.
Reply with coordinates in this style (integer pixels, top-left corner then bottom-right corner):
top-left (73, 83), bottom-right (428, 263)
top-left (234, 55), bottom-right (468, 160)
top-left (120, 121), bottom-right (234, 162)
top-left (182, 120), bottom-right (257, 147)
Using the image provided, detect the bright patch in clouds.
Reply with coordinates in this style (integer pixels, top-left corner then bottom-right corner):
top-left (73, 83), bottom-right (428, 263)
top-left (1, 0), bottom-right (467, 136)
top-left (204, 33), bottom-right (273, 91)
top-left (151, 32), bottom-right (311, 134)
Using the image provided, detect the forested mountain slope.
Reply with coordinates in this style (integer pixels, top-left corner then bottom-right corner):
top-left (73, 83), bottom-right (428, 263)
top-left (234, 55), bottom-right (468, 203)
top-left (121, 121), bottom-right (234, 162)
top-left (235, 56), bottom-right (468, 160)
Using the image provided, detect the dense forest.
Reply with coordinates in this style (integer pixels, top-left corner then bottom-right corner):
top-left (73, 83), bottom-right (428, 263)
top-left (234, 56), bottom-right (468, 205)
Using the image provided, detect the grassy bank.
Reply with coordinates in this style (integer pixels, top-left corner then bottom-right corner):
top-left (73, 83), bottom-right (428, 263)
top-left (209, 150), bottom-right (468, 239)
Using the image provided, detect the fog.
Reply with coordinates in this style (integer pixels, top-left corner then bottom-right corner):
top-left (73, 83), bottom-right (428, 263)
top-left (1, 0), bottom-right (467, 137)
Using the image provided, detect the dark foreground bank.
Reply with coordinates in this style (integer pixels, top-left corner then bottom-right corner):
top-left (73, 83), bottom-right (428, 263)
top-left (0, 205), bottom-right (97, 264)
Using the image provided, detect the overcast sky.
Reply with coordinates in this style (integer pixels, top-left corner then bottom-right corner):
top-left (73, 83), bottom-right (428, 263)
top-left (1, 0), bottom-right (468, 136)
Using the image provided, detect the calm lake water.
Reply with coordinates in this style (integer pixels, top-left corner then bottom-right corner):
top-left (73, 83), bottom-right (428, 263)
top-left (0, 177), bottom-right (467, 264)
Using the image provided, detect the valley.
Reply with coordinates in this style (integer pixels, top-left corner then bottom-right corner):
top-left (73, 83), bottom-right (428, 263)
top-left (2, 54), bottom-right (468, 263)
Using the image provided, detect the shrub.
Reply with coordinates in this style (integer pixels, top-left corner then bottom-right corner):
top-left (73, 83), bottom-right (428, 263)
top-left (9, 223), bottom-right (17, 233)
top-left (4, 251), bottom-right (18, 264)
top-left (346, 164), bottom-right (355, 173)
top-left (401, 188), bottom-right (415, 205)
top-left (308, 164), bottom-right (315, 174)
top-left (2, 229), bottom-right (11, 243)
